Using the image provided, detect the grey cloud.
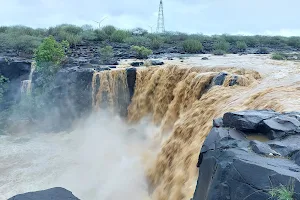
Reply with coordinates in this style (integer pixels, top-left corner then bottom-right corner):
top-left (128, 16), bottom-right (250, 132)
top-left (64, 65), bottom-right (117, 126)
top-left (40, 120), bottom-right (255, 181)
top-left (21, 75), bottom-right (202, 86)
top-left (0, 0), bottom-right (300, 35)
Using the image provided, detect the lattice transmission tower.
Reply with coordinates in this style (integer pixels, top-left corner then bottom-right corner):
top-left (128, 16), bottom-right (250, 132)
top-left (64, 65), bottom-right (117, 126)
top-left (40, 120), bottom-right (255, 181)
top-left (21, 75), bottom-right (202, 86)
top-left (156, 0), bottom-right (165, 33)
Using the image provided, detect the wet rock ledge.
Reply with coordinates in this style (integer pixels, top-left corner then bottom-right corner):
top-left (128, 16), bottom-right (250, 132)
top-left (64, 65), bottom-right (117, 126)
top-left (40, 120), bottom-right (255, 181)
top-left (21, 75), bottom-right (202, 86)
top-left (193, 110), bottom-right (300, 200)
top-left (8, 187), bottom-right (79, 200)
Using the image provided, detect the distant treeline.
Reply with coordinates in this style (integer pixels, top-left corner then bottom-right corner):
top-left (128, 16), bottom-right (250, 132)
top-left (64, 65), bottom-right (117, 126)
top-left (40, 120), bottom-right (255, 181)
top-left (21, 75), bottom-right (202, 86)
top-left (1, 24), bottom-right (300, 54)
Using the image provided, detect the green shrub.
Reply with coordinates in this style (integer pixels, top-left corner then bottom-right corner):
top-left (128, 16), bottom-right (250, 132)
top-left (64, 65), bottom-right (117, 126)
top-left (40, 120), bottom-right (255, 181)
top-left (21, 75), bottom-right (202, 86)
top-left (244, 36), bottom-right (259, 47)
top-left (236, 41), bottom-right (247, 52)
top-left (271, 52), bottom-right (287, 60)
top-left (213, 40), bottom-right (230, 53)
top-left (110, 30), bottom-right (130, 43)
top-left (48, 24), bottom-right (83, 36)
top-left (124, 36), bottom-right (151, 46)
top-left (63, 32), bottom-right (82, 46)
top-left (34, 36), bottom-right (66, 73)
top-left (102, 25), bottom-right (116, 36)
top-left (81, 30), bottom-right (97, 41)
top-left (269, 183), bottom-right (294, 200)
top-left (95, 29), bottom-right (108, 41)
top-left (151, 37), bottom-right (163, 50)
top-left (183, 39), bottom-right (203, 53)
top-left (213, 49), bottom-right (226, 55)
top-left (0, 26), bottom-right (8, 33)
top-left (0, 32), bottom-right (42, 53)
top-left (47, 24), bottom-right (82, 45)
top-left (287, 36), bottom-right (300, 48)
top-left (131, 46), bottom-right (152, 59)
top-left (13, 35), bottom-right (42, 53)
top-left (256, 47), bottom-right (269, 54)
top-left (81, 24), bottom-right (93, 31)
top-left (99, 46), bottom-right (114, 63)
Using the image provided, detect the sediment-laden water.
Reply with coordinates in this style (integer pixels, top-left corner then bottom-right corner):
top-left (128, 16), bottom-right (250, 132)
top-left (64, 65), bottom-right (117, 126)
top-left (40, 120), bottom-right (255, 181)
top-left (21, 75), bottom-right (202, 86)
top-left (1, 55), bottom-right (300, 200)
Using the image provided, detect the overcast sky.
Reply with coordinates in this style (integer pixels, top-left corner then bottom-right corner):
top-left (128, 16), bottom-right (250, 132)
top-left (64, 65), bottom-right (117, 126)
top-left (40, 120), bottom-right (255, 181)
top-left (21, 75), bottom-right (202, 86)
top-left (1, 0), bottom-right (300, 36)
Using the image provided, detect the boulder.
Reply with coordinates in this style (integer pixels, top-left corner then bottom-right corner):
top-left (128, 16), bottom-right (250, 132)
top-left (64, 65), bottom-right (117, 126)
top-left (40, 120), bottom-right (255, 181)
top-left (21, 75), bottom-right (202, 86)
top-left (151, 60), bottom-right (164, 65)
top-left (229, 75), bottom-right (238, 86)
top-left (8, 187), bottom-right (80, 200)
top-left (212, 72), bottom-right (228, 85)
top-left (201, 57), bottom-right (209, 60)
top-left (130, 62), bottom-right (144, 67)
top-left (223, 110), bottom-right (278, 133)
top-left (257, 115), bottom-right (300, 139)
top-left (193, 110), bottom-right (300, 200)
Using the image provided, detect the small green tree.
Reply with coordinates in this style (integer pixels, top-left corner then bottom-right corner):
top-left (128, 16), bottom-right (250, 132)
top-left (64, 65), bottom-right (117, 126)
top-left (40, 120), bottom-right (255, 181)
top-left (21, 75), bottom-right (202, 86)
top-left (151, 37), bottom-right (163, 50)
top-left (131, 46), bottom-right (152, 59)
top-left (213, 40), bottom-right (230, 53)
top-left (110, 30), bottom-right (130, 43)
top-left (34, 36), bottom-right (66, 74)
top-left (95, 29), bottom-right (108, 41)
top-left (236, 41), bottom-right (247, 52)
top-left (271, 52), bottom-right (287, 60)
top-left (102, 25), bottom-right (116, 36)
top-left (183, 39), bottom-right (203, 53)
top-left (99, 46), bottom-right (114, 63)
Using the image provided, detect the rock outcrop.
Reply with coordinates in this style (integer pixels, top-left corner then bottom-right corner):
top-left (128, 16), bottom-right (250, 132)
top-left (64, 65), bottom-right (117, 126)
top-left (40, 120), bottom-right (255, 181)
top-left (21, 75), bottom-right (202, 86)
top-left (0, 57), bottom-right (31, 110)
top-left (8, 187), bottom-right (80, 200)
top-left (31, 66), bottom-right (95, 132)
top-left (193, 110), bottom-right (300, 200)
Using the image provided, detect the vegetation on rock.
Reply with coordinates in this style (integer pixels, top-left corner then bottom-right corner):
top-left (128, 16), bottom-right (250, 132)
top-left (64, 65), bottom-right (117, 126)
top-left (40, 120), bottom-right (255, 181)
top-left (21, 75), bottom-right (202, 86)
top-left (183, 39), bottom-right (203, 53)
top-left (99, 46), bottom-right (114, 63)
top-left (1, 24), bottom-right (300, 57)
top-left (236, 41), bottom-right (247, 52)
top-left (271, 52), bottom-right (287, 60)
top-left (213, 39), bottom-right (230, 53)
top-left (131, 46), bottom-right (152, 59)
top-left (34, 36), bottom-right (66, 73)
top-left (110, 30), bottom-right (130, 43)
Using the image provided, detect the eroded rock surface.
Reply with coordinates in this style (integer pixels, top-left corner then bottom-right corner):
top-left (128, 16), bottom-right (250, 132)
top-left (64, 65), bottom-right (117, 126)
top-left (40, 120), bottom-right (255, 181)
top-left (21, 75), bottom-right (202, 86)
top-left (193, 110), bottom-right (300, 200)
top-left (8, 187), bottom-right (80, 200)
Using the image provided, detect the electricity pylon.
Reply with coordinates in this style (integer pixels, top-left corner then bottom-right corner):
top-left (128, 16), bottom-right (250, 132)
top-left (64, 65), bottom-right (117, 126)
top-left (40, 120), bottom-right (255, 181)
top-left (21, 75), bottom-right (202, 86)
top-left (156, 0), bottom-right (165, 33)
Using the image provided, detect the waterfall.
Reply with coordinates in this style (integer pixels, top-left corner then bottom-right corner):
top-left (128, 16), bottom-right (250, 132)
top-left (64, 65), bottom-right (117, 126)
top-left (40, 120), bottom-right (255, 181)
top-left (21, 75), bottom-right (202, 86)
top-left (3, 61), bottom-right (300, 200)
top-left (21, 62), bottom-right (36, 95)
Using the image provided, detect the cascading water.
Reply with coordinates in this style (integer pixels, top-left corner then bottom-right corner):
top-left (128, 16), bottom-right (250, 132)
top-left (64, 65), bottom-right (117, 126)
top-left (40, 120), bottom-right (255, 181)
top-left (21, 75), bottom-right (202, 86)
top-left (20, 62), bottom-right (36, 95)
top-left (2, 55), bottom-right (300, 200)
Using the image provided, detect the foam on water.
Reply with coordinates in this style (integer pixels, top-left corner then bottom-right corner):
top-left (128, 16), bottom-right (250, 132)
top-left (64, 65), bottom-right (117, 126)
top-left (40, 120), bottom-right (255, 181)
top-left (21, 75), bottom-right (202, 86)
top-left (0, 113), bottom-right (156, 200)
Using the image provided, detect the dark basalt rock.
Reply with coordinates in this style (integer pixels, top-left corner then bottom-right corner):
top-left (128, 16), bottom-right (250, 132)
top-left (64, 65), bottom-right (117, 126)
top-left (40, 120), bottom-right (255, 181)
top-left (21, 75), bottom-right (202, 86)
top-left (130, 61), bottom-right (144, 67)
top-left (213, 72), bottom-right (228, 85)
top-left (8, 187), bottom-right (80, 200)
top-left (250, 140), bottom-right (280, 156)
top-left (257, 115), bottom-right (300, 139)
top-left (223, 109), bottom-right (278, 133)
top-left (229, 75), bottom-right (238, 86)
top-left (151, 60), bottom-right (164, 65)
top-left (0, 57), bottom-right (31, 111)
top-left (32, 66), bottom-right (94, 132)
top-left (193, 110), bottom-right (300, 200)
top-left (126, 67), bottom-right (137, 102)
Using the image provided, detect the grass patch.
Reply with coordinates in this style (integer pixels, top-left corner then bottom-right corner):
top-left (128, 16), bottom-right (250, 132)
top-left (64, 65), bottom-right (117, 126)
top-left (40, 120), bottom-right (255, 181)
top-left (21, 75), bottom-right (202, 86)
top-left (269, 184), bottom-right (295, 200)
top-left (271, 52), bottom-right (287, 60)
